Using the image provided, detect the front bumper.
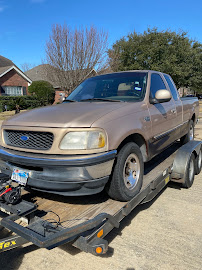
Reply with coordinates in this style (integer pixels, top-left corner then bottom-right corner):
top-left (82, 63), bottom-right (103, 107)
top-left (0, 147), bottom-right (117, 196)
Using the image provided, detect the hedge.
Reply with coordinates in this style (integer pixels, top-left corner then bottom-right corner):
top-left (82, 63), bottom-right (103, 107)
top-left (0, 96), bottom-right (41, 112)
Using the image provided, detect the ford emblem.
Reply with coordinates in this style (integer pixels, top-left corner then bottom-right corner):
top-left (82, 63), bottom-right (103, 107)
top-left (20, 135), bottom-right (29, 141)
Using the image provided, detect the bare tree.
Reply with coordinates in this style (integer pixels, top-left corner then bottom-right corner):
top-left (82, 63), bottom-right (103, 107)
top-left (21, 62), bottom-right (36, 72)
top-left (45, 24), bottom-right (108, 95)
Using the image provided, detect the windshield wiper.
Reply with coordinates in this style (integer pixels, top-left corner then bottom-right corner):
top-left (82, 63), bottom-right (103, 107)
top-left (63, 99), bottom-right (77, 102)
top-left (80, 98), bottom-right (122, 102)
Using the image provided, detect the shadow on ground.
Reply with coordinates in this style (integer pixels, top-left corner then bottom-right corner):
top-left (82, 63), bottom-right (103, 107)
top-left (0, 244), bottom-right (39, 270)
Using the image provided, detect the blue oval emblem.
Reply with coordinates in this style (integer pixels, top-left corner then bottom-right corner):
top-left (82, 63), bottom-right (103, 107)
top-left (21, 136), bottom-right (29, 141)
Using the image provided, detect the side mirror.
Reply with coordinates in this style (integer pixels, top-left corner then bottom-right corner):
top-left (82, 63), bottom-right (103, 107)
top-left (155, 89), bottom-right (172, 103)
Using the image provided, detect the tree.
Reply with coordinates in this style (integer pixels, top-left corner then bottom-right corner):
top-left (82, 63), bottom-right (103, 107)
top-left (44, 24), bottom-right (108, 95)
top-left (108, 28), bottom-right (202, 92)
top-left (21, 62), bottom-right (36, 72)
top-left (28, 81), bottom-right (55, 106)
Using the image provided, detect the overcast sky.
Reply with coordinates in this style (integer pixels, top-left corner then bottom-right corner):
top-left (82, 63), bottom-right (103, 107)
top-left (0, 0), bottom-right (202, 68)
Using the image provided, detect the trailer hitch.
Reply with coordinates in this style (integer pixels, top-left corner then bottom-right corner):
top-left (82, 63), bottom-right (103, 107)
top-left (1, 212), bottom-right (119, 250)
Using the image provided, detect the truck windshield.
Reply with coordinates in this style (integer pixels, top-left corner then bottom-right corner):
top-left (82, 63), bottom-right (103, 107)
top-left (65, 72), bottom-right (147, 102)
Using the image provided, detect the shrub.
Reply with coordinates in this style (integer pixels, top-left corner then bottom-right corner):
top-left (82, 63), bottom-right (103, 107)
top-left (0, 96), bottom-right (41, 112)
top-left (28, 80), bottom-right (55, 106)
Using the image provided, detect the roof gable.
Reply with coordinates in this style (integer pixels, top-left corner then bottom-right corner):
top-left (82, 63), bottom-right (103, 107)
top-left (0, 65), bottom-right (32, 84)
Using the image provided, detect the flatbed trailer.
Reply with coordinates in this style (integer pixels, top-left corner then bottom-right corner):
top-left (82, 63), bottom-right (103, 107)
top-left (0, 140), bottom-right (201, 255)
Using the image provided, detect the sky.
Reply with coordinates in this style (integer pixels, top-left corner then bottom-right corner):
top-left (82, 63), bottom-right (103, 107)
top-left (0, 0), bottom-right (202, 69)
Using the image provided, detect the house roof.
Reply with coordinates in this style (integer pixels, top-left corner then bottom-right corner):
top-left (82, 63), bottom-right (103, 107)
top-left (0, 55), bottom-right (32, 84)
top-left (0, 55), bottom-right (15, 67)
top-left (26, 64), bottom-right (97, 89)
top-left (25, 64), bottom-right (57, 86)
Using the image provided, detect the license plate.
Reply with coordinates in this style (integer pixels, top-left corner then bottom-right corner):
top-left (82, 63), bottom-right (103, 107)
top-left (11, 169), bottom-right (29, 186)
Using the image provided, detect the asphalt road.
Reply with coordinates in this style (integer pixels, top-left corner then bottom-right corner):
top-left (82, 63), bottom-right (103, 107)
top-left (0, 123), bottom-right (202, 270)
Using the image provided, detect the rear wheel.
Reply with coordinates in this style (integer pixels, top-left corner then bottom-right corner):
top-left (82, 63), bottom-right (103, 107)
top-left (180, 120), bottom-right (194, 145)
top-left (195, 147), bottom-right (202, 175)
top-left (106, 142), bottom-right (144, 201)
top-left (182, 153), bottom-right (195, 188)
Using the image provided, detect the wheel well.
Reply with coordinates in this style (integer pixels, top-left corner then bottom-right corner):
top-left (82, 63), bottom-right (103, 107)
top-left (117, 134), bottom-right (148, 162)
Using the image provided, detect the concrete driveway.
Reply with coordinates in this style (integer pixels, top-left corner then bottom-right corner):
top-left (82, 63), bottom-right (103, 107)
top-left (0, 124), bottom-right (201, 270)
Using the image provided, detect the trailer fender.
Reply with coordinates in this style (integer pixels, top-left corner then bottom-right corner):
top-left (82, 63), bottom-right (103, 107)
top-left (171, 141), bottom-right (202, 184)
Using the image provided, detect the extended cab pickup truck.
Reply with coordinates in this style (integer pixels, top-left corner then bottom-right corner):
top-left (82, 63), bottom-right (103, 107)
top-left (0, 70), bottom-right (199, 201)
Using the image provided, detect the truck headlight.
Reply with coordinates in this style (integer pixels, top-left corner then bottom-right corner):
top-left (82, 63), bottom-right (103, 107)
top-left (60, 130), bottom-right (106, 150)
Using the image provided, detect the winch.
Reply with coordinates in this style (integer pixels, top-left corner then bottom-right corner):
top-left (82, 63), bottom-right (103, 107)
top-left (0, 179), bottom-right (21, 205)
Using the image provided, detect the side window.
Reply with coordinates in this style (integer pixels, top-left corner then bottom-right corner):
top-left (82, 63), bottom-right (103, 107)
top-left (164, 75), bottom-right (179, 101)
top-left (150, 74), bottom-right (167, 99)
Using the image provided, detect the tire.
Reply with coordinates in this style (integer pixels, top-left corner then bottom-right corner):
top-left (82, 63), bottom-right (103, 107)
top-left (180, 120), bottom-right (194, 145)
top-left (182, 153), bottom-right (195, 188)
top-left (106, 142), bottom-right (144, 201)
top-left (195, 147), bottom-right (202, 175)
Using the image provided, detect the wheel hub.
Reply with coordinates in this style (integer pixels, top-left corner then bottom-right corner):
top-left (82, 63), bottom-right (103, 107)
top-left (123, 153), bottom-right (140, 190)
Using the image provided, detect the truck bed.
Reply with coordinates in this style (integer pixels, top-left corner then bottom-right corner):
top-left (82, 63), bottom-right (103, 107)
top-left (21, 143), bottom-right (180, 228)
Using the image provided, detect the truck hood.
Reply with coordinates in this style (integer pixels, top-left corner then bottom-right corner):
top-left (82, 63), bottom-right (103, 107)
top-left (3, 102), bottom-right (128, 128)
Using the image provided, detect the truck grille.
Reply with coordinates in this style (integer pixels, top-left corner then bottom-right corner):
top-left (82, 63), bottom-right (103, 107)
top-left (4, 130), bottom-right (54, 150)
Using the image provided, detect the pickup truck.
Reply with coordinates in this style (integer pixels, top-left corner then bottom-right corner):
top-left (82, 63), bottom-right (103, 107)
top-left (0, 70), bottom-right (199, 201)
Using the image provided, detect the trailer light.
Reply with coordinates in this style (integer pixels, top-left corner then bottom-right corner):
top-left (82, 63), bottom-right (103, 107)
top-left (97, 229), bottom-right (103, 238)
top-left (96, 246), bottom-right (103, 254)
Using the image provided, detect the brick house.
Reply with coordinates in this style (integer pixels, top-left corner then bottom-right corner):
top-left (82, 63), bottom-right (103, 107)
top-left (26, 64), bottom-right (97, 103)
top-left (0, 55), bottom-right (32, 96)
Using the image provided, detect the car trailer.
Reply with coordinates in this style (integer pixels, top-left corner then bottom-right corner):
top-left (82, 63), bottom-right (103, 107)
top-left (0, 140), bottom-right (201, 256)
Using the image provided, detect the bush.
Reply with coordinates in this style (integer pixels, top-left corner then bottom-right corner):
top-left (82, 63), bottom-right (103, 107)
top-left (0, 96), bottom-right (41, 112)
top-left (28, 80), bottom-right (55, 106)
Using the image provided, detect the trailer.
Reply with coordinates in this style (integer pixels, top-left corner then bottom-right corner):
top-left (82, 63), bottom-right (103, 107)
top-left (0, 140), bottom-right (201, 255)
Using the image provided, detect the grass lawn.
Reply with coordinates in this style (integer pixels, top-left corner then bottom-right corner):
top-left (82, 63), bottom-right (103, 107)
top-left (0, 110), bottom-right (16, 121)
top-left (0, 110), bottom-right (27, 121)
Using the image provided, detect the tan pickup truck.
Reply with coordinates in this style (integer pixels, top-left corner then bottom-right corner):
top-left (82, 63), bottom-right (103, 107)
top-left (0, 70), bottom-right (199, 201)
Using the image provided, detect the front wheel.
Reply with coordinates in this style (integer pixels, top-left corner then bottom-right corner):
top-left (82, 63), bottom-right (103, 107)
top-left (106, 142), bottom-right (144, 201)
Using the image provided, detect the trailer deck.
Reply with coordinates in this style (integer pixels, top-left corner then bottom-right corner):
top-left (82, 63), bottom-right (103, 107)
top-left (20, 143), bottom-right (179, 228)
top-left (0, 141), bottom-right (201, 255)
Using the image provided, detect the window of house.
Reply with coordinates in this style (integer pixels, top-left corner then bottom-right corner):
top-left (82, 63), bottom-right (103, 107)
top-left (2, 86), bottom-right (23, 96)
top-left (150, 74), bottom-right (167, 99)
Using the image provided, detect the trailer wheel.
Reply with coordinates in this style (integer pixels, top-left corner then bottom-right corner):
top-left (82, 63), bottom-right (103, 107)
top-left (106, 142), bottom-right (143, 201)
top-left (182, 153), bottom-right (195, 188)
top-left (195, 147), bottom-right (202, 175)
top-left (180, 120), bottom-right (194, 145)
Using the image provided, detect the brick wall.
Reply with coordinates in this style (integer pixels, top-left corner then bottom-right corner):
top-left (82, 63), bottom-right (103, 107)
top-left (54, 90), bottom-right (66, 104)
top-left (0, 69), bottom-right (29, 95)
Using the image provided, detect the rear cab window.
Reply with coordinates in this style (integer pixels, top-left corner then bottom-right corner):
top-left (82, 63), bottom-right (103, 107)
top-left (164, 74), bottom-right (179, 101)
top-left (150, 73), bottom-right (167, 100)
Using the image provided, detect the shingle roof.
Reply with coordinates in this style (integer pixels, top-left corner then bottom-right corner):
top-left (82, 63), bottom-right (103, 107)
top-left (25, 64), bottom-right (57, 86)
top-left (0, 65), bottom-right (12, 75)
top-left (0, 55), bottom-right (15, 67)
top-left (26, 64), bottom-right (97, 89)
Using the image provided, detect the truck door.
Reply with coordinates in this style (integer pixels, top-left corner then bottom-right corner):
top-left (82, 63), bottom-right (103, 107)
top-left (148, 73), bottom-right (177, 157)
top-left (164, 74), bottom-right (183, 140)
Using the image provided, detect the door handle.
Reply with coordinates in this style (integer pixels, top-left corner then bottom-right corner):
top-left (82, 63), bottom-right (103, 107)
top-left (171, 109), bottom-right (176, 114)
